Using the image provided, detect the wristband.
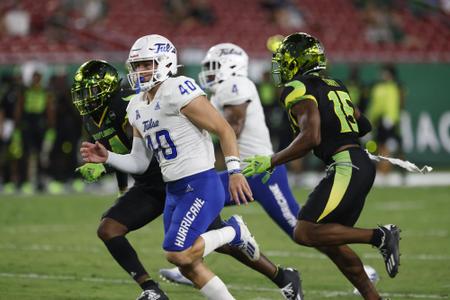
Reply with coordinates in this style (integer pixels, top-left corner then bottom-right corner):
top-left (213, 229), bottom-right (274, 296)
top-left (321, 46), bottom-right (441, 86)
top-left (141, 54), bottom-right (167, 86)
top-left (228, 168), bottom-right (242, 175)
top-left (225, 155), bottom-right (241, 172)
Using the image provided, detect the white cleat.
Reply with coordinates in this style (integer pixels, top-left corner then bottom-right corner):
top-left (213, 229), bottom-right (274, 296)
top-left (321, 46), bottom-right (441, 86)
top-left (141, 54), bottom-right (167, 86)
top-left (159, 267), bottom-right (193, 286)
top-left (353, 265), bottom-right (380, 295)
top-left (227, 215), bottom-right (260, 261)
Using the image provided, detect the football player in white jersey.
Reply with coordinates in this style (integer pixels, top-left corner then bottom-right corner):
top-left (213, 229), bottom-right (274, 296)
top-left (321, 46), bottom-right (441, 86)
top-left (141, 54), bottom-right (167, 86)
top-left (159, 43), bottom-right (305, 300)
top-left (80, 34), bottom-right (258, 300)
top-left (160, 43), bottom-right (305, 300)
top-left (200, 43), bottom-right (302, 238)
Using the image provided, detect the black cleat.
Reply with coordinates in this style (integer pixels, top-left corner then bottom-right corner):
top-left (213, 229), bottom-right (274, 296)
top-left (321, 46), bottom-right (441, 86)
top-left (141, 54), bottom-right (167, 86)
top-left (136, 284), bottom-right (169, 300)
top-left (378, 224), bottom-right (401, 278)
top-left (278, 267), bottom-right (304, 300)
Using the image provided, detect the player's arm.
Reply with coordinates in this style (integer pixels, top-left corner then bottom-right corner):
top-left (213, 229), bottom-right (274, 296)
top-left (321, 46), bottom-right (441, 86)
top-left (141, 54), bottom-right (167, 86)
top-left (353, 105), bottom-right (372, 137)
top-left (80, 127), bottom-right (152, 174)
top-left (181, 95), bottom-right (253, 205)
top-left (115, 171), bottom-right (128, 194)
top-left (182, 95), bottom-right (240, 161)
top-left (222, 102), bottom-right (249, 138)
top-left (271, 100), bottom-right (321, 167)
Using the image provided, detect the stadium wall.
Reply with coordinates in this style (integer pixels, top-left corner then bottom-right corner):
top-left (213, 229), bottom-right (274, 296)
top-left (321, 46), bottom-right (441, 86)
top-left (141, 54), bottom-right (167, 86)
top-left (1, 62), bottom-right (449, 166)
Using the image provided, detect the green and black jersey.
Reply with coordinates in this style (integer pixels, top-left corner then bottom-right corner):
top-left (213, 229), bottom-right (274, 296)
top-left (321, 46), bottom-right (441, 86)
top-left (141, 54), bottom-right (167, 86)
top-left (82, 89), bottom-right (163, 188)
top-left (280, 73), bottom-right (360, 163)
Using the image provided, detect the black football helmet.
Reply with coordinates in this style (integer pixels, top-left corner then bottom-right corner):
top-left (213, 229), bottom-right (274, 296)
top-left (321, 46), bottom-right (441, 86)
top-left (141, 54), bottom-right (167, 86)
top-left (71, 60), bottom-right (120, 115)
top-left (272, 32), bottom-right (327, 86)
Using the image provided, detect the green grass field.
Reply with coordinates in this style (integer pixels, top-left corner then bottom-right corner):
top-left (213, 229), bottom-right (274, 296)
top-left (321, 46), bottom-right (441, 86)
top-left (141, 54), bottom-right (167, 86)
top-left (1, 187), bottom-right (449, 300)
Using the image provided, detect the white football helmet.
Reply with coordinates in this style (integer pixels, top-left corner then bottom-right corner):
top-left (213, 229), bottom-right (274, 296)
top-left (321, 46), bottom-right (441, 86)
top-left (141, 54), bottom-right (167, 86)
top-left (198, 43), bottom-right (248, 92)
top-left (127, 34), bottom-right (178, 92)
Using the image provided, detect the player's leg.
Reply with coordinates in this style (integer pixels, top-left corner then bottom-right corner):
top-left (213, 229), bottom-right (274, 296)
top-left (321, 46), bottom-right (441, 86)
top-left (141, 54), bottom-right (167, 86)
top-left (251, 165), bottom-right (300, 238)
top-left (219, 167), bottom-right (300, 239)
top-left (294, 148), bottom-right (400, 277)
top-left (161, 215), bottom-right (303, 299)
top-left (317, 245), bottom-right (380, 300)
top-left (163, 170), bottom-right (255, 298)
top-left (180, 260), bottom-right (235, 300)
top-left (217, 245), bottom-right (304, 300)
top-left (98, 184), bottom-right (167, 299)
top-left (208, 215), bottom-right (302, 299)
top-left (35, 126), bottom-right (47, 191)
top-left (19, 126), bottom-right (33, 192)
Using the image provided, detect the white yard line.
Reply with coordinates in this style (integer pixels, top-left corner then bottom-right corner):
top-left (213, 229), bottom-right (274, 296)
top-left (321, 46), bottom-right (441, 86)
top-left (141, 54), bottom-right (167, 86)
top-left (0, 272), bottom-right (447, 299)
top-left (1, 243), bottom-right (449, 261)
top-left (264, 250), bottom-right (450, 261)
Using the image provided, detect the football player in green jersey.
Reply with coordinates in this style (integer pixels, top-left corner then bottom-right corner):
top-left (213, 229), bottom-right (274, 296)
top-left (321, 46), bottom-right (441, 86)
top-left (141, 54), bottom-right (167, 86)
top-left (244, 33), bottom-right (401, 300)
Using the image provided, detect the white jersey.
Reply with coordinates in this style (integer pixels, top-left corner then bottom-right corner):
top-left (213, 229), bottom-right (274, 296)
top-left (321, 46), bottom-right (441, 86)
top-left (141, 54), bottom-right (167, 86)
top-left (211, 76), bottom-right (273, 160)
top-left (127, 76), bottom-right (215, 182)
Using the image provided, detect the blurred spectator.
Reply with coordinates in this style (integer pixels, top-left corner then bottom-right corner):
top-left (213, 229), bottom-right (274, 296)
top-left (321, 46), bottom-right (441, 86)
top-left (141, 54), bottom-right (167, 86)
top-left (408, 0), bottom-right (440, 18)
top-left (442, 0), bottom-right (450, 13)
top-left (367, 64), bottom-right (404, 174)
top-left (360, 1), bottom-right (427, 49)
top-left (363, 1), bottom-right (405, 44)
top-left (164, 0), bottom-right (190, 21)
top-left (260, 0), bottom-right (304, 29)
top-left (46, 3), bottom-right (70, 42)
top-left (81, 0), bottom-right (108, 25)
top-left (2, 2), bottom-right (30, 37)
top-left (15, 71), bottom-right (55, 193)
top-left (189, 0), bottom-right (215, 25)
top-left (47, 69), bottom-right (81, 186)
top-left (0, 72), bottom-right (24, 192)
top-left (258, 70), bottom-right (279, 131)
top-left (165, 0), bottom-right (215, 27)
top-left (346, 65), bottom-right (369, 114)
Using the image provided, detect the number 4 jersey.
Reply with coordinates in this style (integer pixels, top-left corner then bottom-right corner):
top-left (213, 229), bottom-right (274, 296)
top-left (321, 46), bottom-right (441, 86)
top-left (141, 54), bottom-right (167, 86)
top-left (280, 73), bottom-right (360, 163)
top-left (127, 76), bottom-right (215, 182)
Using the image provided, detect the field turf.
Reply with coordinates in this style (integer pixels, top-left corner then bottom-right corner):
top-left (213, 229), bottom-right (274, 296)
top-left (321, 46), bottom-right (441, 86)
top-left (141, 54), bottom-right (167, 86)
top-left (0, 187), bottom-right (449, 299)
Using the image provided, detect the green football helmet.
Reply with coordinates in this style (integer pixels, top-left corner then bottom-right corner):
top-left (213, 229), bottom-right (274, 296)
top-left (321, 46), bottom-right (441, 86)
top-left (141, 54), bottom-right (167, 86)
top-left (271, 32), bottom-right (327, 86)
top-left (71, 60), bottom-right (120, 115)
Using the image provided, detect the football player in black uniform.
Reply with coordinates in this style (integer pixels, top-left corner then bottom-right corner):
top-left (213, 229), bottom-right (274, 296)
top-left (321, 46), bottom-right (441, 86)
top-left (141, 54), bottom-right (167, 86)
top-left (243, 33), bottom-right (401, 300)
top-left (72, 60), bottom-right (169, 300)
top-left (72, 60), bottom-right (303, 300)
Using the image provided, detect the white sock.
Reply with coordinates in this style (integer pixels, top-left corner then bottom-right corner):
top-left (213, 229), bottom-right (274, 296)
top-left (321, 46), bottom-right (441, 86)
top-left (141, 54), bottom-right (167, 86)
top-left (200, 226), bottom-right (236, 257)
top-left (200, 276), bottom-right (235, 300)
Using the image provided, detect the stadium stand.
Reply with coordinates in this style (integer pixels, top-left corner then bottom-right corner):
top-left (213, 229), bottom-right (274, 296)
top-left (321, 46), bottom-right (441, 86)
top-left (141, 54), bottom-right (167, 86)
top-left (0, 0), bottom-right (449, 63)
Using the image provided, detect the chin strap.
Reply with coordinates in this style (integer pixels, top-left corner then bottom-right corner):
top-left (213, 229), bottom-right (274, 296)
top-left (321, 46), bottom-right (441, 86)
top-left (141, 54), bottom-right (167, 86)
top-left (365, 150), bottom-right (433, 174)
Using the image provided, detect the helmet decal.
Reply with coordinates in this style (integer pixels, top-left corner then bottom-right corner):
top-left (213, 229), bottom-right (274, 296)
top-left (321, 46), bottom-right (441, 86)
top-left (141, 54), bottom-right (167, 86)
top-left (199, 43), bottom-right (248, 92)
top-left (126, 34), bottom-right (178, 93)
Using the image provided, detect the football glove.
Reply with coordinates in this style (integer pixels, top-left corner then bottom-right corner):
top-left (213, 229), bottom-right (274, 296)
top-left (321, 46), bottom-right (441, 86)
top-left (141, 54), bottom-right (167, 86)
top-left (243, 155), bottom-right (273, 184)
top-left (75, 163), bottom-right (106, 183)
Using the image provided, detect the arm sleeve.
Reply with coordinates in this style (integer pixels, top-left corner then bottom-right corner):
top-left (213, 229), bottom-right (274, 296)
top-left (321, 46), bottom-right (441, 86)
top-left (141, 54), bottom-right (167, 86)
top-left (106, 136), bottom-right (152, 174)
top-left (357, 114), bottom-right (372, 137)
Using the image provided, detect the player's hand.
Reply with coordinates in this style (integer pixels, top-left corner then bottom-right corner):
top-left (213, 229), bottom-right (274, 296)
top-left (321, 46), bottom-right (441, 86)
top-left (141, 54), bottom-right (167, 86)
top-left (243, 155), bottom-right (273, 184)
top-left (228, 173), bottom-right (253, 206)
top-left (243, 155), bottom-right (272, 176)
top-left (75, 163), bottom-right (106, 183)
top-left (80, 141), bottom-right (108, 163)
